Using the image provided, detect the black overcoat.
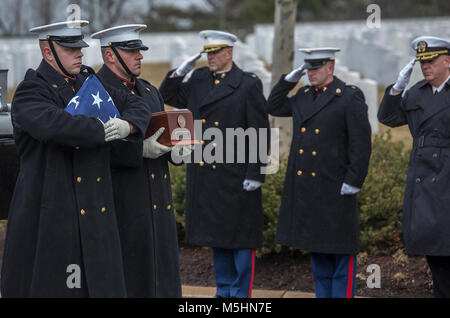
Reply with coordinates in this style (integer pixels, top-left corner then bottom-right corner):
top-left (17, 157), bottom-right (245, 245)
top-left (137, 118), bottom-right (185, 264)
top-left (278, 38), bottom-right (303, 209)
top-left (159, 63), bottom-right (270, 249)
top-left (268, 76), bottom-right (372, 255)
top-left (1, 60), bottom-right (147, 297)
top-left (97, 65), bottom-right (181, 297)
top-left (378, 78), bottom-right (450, 256)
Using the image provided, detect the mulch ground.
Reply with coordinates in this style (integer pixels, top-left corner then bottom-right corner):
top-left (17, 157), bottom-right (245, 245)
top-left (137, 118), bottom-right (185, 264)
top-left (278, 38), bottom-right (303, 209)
top-left (179, 244), bottom-right (434, 298)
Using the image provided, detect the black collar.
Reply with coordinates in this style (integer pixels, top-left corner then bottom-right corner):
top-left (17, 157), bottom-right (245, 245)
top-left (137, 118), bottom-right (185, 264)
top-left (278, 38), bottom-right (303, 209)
top-left (210, 63), bottom-right (242, 88)
top-left (117, 75), bottom-right (136, 91)
top-left (417, 75), bottom-right (450, 90)
top-left (98, 64), bottom-right (137, 91)
top-left (36, 59), bottom-right (80, 89)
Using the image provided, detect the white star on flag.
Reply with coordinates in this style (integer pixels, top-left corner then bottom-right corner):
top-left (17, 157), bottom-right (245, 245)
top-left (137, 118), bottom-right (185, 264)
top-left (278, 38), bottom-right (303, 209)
top-left (68, 96), bottom-right (80, 110)
top-left (92, 91), bottom-right (103, 109)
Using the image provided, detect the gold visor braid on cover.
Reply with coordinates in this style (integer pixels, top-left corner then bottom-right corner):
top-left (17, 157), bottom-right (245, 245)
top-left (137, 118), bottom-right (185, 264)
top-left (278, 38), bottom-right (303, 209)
top-left (202, 44), bottom-right (230, 53)
top-left (415, 49), bottom-right (449, 61)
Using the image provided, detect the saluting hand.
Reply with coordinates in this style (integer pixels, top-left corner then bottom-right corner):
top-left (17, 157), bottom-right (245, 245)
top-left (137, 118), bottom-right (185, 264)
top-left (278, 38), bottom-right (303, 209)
top-left (143, 127), bottom-right (173, 159)
top-left (392, 58), bottom-right (416, 93)
top-left (104, 118), bottom-right (131, 142)
top-left (174, 53), bottom-right (202, 77)
top-left (284, 62), bottom-right (311, 83)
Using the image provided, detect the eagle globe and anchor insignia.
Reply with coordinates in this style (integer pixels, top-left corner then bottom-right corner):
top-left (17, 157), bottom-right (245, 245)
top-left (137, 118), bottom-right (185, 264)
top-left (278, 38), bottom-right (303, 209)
top-left (417, 41), bottom-right (428, 53)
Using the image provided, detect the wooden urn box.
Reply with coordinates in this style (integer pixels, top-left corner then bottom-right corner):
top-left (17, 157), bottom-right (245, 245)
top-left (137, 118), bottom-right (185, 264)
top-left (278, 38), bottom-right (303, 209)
top-left (145, 110), bottom-right (199, 146)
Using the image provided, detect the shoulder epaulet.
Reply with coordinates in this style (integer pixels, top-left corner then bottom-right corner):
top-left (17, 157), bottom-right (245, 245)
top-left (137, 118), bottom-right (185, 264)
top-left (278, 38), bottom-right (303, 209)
top-left (191, 66), bottom-right (210, 79)
top-left (24, 68), bottom-right (38, 81)
top-left (196, 66), bottom-right (210, 75)
top-left (345, 84), bottom-right (366, 101)
top-left (346, 85), bottom-right (363, 94)
top-left (244, 71), bottom-right (258, 79)
top-left (22, 69), bottom-right (55, 95)
top-left (300, 85), bottom-right (312, 93)
top-left (411, 79), bottom-right (428, 90)
top-left (80, 65), bottom-right (95, 76)
top-left (138, 78), bottom-right (152, 87)
top-left (139, 78), bottom-right (157, 93)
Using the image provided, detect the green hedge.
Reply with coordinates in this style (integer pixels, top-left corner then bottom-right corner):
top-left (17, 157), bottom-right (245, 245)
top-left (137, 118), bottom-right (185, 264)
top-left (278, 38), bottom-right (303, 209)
top-left (358, 131), bottom-right (410, 255)
top-left (169, 131), bottom-right (410, 256)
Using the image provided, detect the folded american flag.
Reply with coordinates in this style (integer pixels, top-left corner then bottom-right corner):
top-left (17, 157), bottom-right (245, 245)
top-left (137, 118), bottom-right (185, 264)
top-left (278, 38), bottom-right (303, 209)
top-left (65, 75), bottom-right (120, 123)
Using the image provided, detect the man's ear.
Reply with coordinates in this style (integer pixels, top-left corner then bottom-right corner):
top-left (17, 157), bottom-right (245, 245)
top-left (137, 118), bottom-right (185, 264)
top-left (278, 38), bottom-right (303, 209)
top-left (42, 46), bottom-right (54, 62)
top-left (104, 49), bottom-right (115, 64)
top-left (227, 47), bottom-right (234, 59)
top-left (445, 55), bottom-right (450, 68)
top-left (327, 61), bottom-right (335, 75)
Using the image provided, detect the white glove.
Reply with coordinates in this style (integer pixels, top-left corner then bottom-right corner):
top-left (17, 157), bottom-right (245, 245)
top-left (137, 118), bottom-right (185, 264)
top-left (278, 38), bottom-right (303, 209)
top-left (143, 127), bottom-right (173, 159)
top-left (340, 183), bottom-right (360, 195)
top-left (104, 118), bottom-right (131, 142)
top-left (243, 179), bottom-right (262, 192)
top-left (392, 58), bottom-right (416, 92)
top-left (284, 63), bottom-right (311, 83)
top-left (173, 53), bottom-right (202, 77)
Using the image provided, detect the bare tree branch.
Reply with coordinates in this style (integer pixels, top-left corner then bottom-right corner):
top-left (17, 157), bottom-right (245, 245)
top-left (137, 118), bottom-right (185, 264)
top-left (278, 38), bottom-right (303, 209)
top-left (29, 0), bottom-right (58, 27)
top-left (100, 0), bottom-right (126, 29)
top-left (0, 0), bottom-right (29, 36)
top-left (204, 0), bottom-right (245, 28)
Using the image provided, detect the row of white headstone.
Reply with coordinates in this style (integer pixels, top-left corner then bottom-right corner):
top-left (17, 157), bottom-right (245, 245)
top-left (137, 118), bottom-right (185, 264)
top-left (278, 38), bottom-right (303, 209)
top-left (170, 36), bottom-right (379, 133)
top-left (2, 16), bottom-right (449, 89)
top-left (247, 17), bottom-right (450, 87)
top-left (0, 31), bottom-right (380, 133)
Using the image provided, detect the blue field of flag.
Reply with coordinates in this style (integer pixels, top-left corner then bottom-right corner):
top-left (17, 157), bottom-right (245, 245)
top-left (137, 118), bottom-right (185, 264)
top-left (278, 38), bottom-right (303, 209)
top-left (65, 75), bottom-right (121, 123)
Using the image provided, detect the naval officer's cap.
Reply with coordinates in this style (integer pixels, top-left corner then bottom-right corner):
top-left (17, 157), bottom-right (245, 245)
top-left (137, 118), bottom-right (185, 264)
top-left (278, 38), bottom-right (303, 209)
top-left (299, 48), bottom-right (341, 70)
top-left (91, 24), bottom-right (149, 51)
top-left (200, 30), bottom-right (238, 53)
top-left (411, 36), bottom-right (450, 62)
top-left (29, 20), bottom-right (90, 48)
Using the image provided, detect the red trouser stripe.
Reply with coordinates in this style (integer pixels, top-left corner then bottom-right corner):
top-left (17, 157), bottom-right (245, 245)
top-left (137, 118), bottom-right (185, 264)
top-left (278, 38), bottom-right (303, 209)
top-left (346, 255), bottom-right (355, 298)
top-left (248, 249), bottom-right (256, 298)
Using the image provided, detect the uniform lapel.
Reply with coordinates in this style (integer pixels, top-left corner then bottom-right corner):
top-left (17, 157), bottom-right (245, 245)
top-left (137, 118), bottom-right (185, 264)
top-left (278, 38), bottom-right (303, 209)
top-left (300, 76), bottom-right (345, 123)
top-left (295, 87), bottom-right (314, 123)
top-left (97, 65), bottom-right (124, 90)
top-left (199, 63), bottom-right (243, 109)
top-left (98, 65), bottom-right (162, 113)
top-left (134, 79), bottom-right (163, 113)
top-left (36, 60), bottom-right (78, 107)
top-left (97, 65), bottom-right (132, 114)
top-left (134, 79), bottom-right (149, 98)
top-left (419, 79), bottom-right (450, 128)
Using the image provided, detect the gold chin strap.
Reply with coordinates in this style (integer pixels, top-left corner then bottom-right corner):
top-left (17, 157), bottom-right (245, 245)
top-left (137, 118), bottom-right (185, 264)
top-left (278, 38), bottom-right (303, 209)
top-left (202, 44), bottom-right (230, 53)
top-left (415, 49), bottom-right (449, 61)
